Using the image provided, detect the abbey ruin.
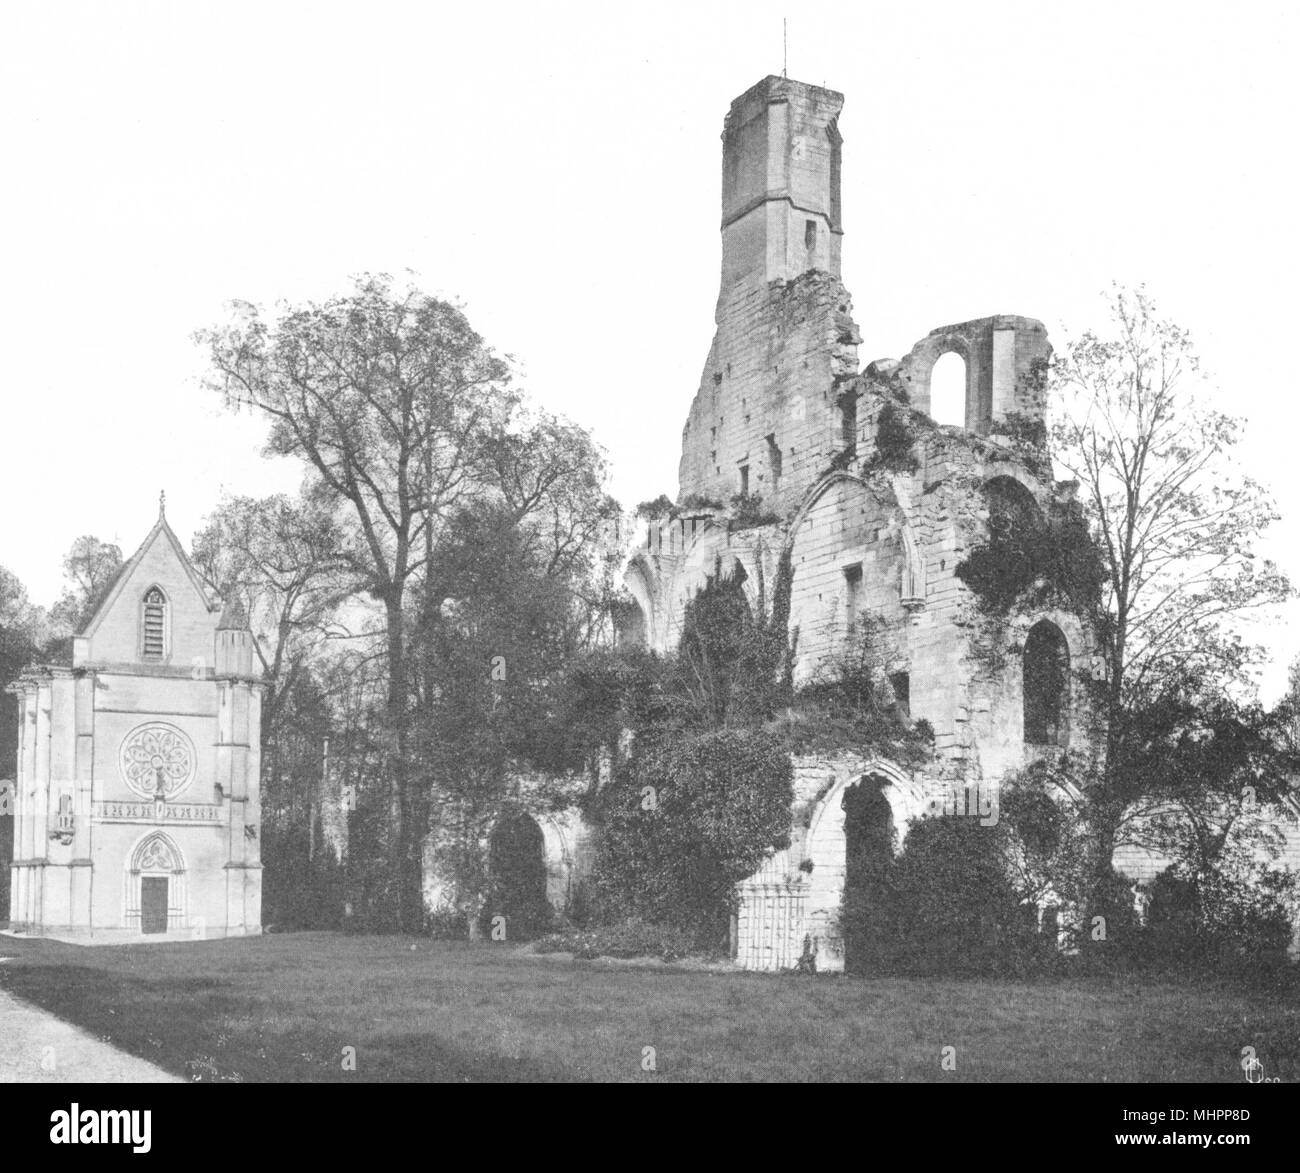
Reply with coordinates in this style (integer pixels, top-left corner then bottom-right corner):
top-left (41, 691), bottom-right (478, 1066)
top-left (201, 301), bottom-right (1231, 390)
top-left (413, 74), bottom-right (1299, 969)
top-left (614, 75), bottom-right (1095, 970)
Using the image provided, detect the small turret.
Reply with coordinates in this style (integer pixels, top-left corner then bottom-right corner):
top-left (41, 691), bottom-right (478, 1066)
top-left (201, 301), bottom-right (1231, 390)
top-left (214, 597), bottom-right (256, 678)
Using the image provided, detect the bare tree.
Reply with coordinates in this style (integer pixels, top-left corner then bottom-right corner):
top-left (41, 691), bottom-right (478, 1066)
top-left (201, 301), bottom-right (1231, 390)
top-left (1050, 285), bottom-right (1293, 912)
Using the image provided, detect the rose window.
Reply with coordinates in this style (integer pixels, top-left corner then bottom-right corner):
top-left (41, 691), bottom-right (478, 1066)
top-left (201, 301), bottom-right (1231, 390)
top-left (119, 722), bottom-right (197, 799)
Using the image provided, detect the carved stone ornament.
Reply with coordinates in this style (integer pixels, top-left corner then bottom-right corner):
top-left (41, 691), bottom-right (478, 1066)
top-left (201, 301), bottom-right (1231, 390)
top-left (119, 722), bottom-right (197, 800)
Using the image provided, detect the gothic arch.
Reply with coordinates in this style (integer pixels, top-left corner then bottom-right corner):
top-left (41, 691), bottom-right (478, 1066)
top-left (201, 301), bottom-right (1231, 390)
top-left (123, 829), bottom-right (187, 933)
top-left (1023, 619), bottom-right (1071, 747)
top-left (983, 474), bottom-right (1045, 540)
top-left (623, 553), bottom-right (658, 648)
top-left (128, 828), bottom-right (186, 873)
top-left (535, 812), bottom-right (577, 915)
top-left (785, 473), bottom-right (924, 588)
top-left (982, 462), bottom-right (1046, 503)
top-left (784, 474), bottom-right (926, 678)
top-left (802, 758), bottom-right (928, 856)
top-left (798, 758), bottom-right (926, 972)
top-left (662, 539), bottom-right (760, 649)
top-left (477, 805), bottom-right (587, 923)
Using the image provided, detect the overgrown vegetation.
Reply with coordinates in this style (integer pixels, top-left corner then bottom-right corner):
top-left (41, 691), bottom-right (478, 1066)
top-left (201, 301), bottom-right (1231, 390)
top-left (635, 494), bottom-right (674, 520)
top-left (775, 618), bottom-right (932, 762)
top-left (728, 491), bottom-right (780, 530)
top-left (534, 918), bottom-right (697, 962)
top-left (566, 555), bottom-right (938, 954)
top-left (589, 729), bottom-right (794, 948)
top-left (864, 400), bottom-right (920, 474)
top-left (992, 411), bottom-right (1048, 448)
top-left (678, 492), bottom-right (724, 512)
top-left (841, 813), bottom-right (1059, 979)
top-left (955, 496), bottom-right (1104, 614)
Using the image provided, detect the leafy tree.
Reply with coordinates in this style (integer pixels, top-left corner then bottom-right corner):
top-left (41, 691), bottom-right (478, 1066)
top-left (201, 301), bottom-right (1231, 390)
top-left (49, 535), bottom-right (122, 635)
top-left (1116, 684), bottom-right (1298, 953)
top-left (590, 727), bottom-right (794, 947)
top-left (841, 779), bottom-right (899, 974)
top-left (192, 490), bottom-right (350, 736)
top-left (201, 276), bottom-right (618, 931)
top-left (417, 486), bottom-right (617, 935)
top-left (1279, 653), bottom-right (1300, 753)
top-left (873, 811), bottom-right (1045, 977)
top-left (200, 275), bottom-right (516, 930)
top-left (0, 565), bottom-right (45, 796)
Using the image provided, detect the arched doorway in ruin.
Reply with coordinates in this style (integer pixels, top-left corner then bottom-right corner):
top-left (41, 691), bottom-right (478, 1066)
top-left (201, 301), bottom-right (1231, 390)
top-left (841, 774), bottom-right (897, 975)
top-left (797, 758), bottom-right (925, 972)
top-left (482, 809), bottom-right (552, 940)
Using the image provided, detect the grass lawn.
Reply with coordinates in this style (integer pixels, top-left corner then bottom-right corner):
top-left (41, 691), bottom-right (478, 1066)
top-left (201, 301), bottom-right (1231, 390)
top-left (0, 931), bottom-right (1295, 1082)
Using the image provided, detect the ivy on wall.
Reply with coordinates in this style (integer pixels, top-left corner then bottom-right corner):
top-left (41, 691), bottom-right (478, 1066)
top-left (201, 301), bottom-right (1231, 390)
top-left (956, 498), bottom-right (1104, 616)
top-left (865, 401), bottom-right (920, 475)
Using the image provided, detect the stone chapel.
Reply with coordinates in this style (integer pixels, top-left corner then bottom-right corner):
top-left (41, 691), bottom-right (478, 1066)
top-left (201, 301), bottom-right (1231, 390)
top-left (6, 505), bottom-right (264, 941)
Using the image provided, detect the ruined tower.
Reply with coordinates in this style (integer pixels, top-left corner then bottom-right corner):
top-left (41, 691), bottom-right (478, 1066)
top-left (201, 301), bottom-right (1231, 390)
top-left (678, 76), bottom-right (861, 516)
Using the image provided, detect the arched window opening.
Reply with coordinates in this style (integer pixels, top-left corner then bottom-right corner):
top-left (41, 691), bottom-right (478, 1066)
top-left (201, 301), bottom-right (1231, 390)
top-left (1024, 620), bottom-right (1069, 747)
top-left (984, 476), bottom-right (1043, 543)
top-left (141, 587), bottom-right (167, 661)
top-left (929, 351), bottom-right (967, 428)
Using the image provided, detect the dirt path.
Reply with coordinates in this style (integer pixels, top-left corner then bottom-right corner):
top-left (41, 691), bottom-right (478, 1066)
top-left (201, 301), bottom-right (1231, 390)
top-left (0, 984), bottom-right (181, 1083)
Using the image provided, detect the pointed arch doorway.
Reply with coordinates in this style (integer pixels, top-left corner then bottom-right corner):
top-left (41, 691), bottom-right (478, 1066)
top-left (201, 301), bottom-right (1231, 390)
top-left (125, 830), bottom-right (187, 934)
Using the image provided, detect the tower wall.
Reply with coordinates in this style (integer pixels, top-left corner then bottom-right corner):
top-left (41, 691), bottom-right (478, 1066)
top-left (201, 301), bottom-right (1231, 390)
top-left (679, 76), bottom-right (860, 516)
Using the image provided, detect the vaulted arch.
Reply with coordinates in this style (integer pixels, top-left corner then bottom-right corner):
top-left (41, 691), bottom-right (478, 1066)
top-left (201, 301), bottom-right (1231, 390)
top-left (784, 474), bottom-right (923, 683)
top-left (983, 475), bottom-right (1044, 540)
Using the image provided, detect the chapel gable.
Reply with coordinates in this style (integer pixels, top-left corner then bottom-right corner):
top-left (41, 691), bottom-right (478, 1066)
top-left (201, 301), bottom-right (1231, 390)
top-left (73, 510), bottom-right (223, 670)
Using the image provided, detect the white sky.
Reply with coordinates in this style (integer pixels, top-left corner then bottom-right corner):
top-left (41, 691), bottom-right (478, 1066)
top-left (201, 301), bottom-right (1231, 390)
top-left (2, 0), bottom-right (1298, 697)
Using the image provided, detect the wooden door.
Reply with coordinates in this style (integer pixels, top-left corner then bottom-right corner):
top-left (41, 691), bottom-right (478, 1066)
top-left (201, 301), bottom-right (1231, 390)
top-left (141, 876), bottom-right (168, 934)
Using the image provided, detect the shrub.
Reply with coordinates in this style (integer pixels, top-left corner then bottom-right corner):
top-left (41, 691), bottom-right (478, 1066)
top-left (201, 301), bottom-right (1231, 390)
top-left (533, 918), bottom-right (696, 962)
top-left (678, 492), bottom-right (724, 512)
top-left (842, 814), bottom-right (1056, 978)
top-left (635, 494), bottom-right (674, 520)
top-left (1135, 867), bottom-right (1296, 975)
top-left (729, 491), bottom-right (780, 530)
top-left (993, 411), bottom-right (1047, 448)
top-left (424, 906), bottom-right (469, 940)
top-left (589, 728), bottom-right (794, 948)
top-left (956, 500), bottom-right (1104, 614)
top-left (865, 401), bottom-right (920, 474)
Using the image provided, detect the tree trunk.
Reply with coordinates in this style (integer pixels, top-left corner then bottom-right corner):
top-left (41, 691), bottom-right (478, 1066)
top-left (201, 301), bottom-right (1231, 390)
top-left (385, 600), bottom-right (416, 932)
